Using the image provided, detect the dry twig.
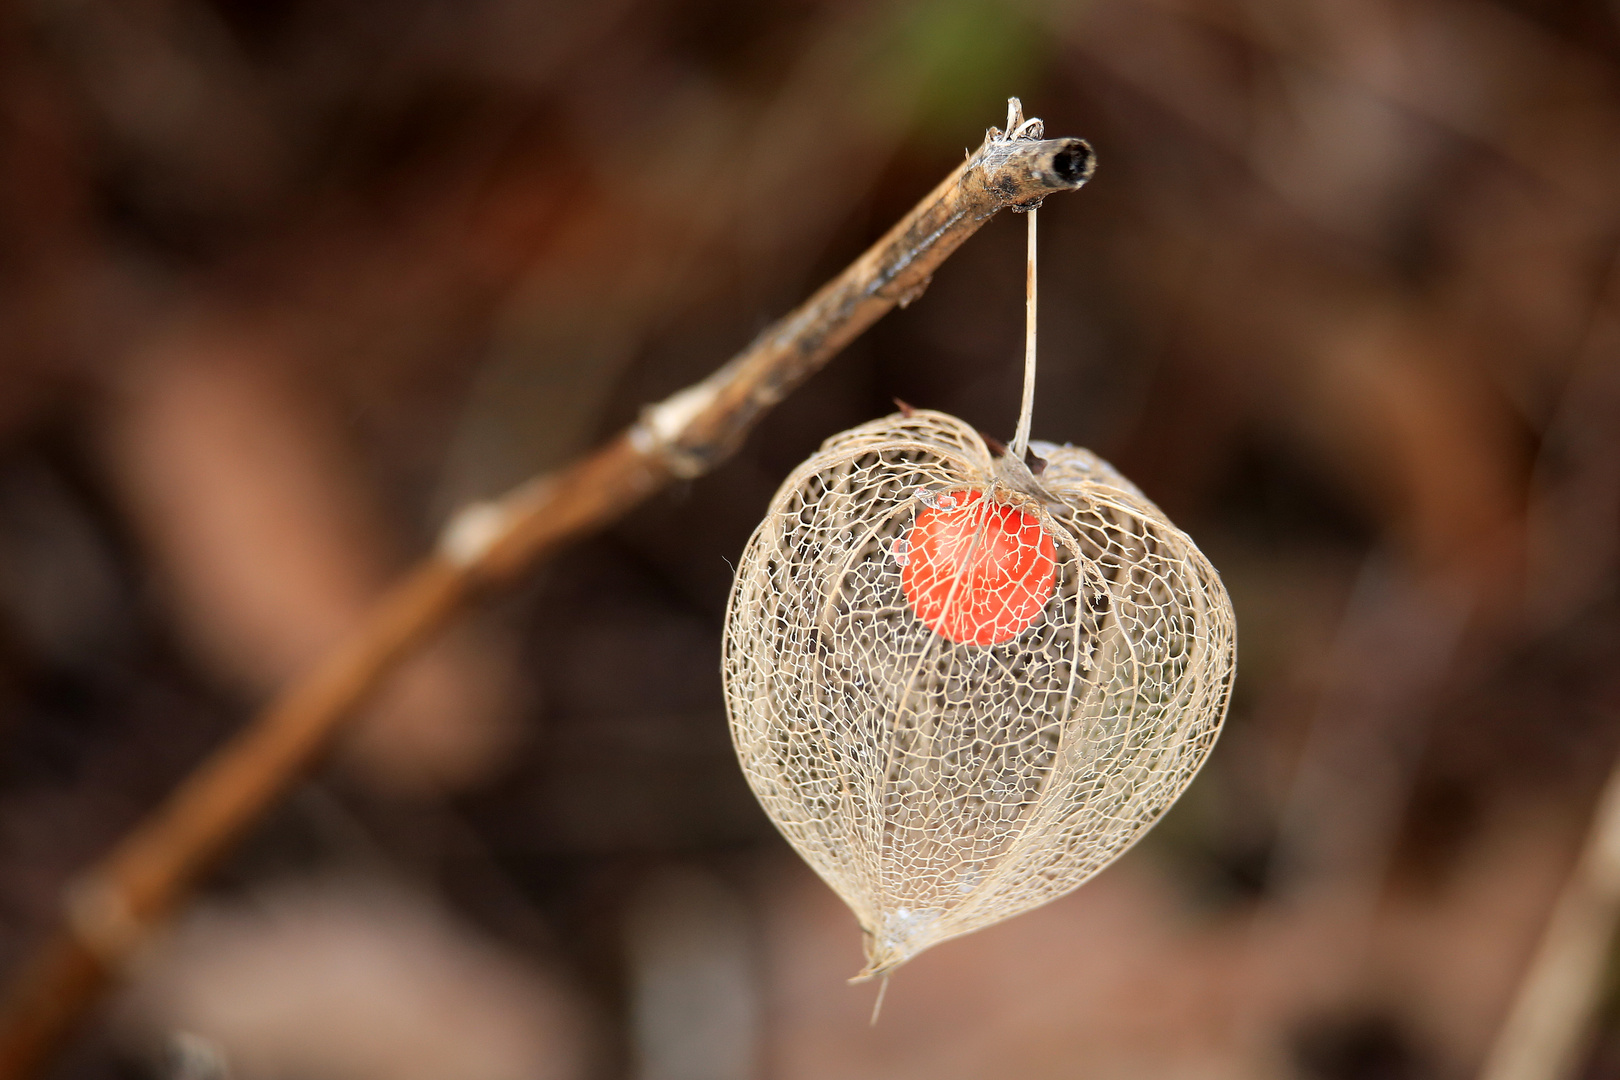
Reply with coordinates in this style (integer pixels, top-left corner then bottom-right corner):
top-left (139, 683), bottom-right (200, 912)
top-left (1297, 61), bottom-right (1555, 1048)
top-left (1479, 760), bottom-right (1620, 1080)
top-left (0, 114), bottom-right (1094, 1080)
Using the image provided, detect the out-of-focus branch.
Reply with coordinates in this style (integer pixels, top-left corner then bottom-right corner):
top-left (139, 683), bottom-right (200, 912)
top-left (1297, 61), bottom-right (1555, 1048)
top-left (1479, 754), bottom-right (1620, 1080)
top-left (0, 114), bottom-right (1094, 1080)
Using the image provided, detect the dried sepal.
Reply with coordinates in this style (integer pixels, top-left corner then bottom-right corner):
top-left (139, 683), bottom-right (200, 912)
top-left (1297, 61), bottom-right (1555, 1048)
top-left (723, 409), bottom-right (1235, 978)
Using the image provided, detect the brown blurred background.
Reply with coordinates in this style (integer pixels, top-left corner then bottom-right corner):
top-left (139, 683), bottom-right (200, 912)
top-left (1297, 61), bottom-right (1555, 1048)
top-left (1, 0), bottom-right (1619, 1077)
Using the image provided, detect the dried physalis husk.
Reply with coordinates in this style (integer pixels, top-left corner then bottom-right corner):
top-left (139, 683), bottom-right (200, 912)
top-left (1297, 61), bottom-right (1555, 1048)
top-left (722, 408), bottom-right (1235, 980)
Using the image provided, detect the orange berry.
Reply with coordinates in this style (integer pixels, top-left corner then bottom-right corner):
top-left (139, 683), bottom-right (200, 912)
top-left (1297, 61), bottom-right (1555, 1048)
top-left (899, 489), bottom-right (1056, 646)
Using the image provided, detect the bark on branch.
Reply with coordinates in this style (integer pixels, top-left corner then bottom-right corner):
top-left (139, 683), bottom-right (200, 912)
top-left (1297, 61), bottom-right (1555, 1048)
top-left (0, 115), bottom-right (1093, 1080)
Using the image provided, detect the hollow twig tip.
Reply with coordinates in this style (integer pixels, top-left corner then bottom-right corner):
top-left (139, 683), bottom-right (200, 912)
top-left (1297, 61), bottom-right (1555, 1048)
top-left (1053, 139), bottom-right (1096, 186)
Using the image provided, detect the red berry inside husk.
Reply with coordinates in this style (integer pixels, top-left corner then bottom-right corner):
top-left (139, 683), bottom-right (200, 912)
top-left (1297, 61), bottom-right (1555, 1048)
top-left (899, 489), bottom-right (1056, 646)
